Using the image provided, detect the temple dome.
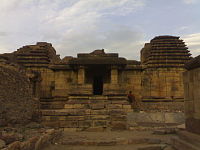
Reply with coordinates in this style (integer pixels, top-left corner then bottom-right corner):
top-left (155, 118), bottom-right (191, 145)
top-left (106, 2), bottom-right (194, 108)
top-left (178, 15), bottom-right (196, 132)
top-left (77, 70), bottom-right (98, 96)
top-left (141, 35), bottom-right (191, 68)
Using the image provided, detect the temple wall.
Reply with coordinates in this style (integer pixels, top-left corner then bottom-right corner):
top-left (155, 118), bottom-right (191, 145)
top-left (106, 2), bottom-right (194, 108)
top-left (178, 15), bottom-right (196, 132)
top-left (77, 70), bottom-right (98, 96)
top-left (142, 68), bottom-right (185, 100)
top-left (183, 67), bottom-right (200, 134)
top-left (124, 70), bottom-right (142, 100)
top-left (53, 70), bottom-right (77, 97)
top-left (27, 67), bottom-right (55, 98)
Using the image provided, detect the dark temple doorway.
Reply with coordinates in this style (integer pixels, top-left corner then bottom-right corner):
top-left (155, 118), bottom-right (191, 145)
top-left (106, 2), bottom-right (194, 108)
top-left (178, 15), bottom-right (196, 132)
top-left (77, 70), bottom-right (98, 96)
top-left (85, 65), bottom-right (111, 95)
top-left (93, 76), bottom-right (103, 95)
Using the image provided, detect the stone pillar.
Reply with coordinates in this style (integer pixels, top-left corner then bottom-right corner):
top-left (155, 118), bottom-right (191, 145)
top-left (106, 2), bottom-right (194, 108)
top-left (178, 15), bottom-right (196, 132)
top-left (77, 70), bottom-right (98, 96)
top-left (111, 66), bottom-right (118, 84)
top-left (78, 66), bottom-right (85, 84)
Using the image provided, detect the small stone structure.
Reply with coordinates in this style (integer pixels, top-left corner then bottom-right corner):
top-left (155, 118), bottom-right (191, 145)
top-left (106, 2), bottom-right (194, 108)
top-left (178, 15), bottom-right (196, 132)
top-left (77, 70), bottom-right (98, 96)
top-left (0, 35), bottom-right (191, 130)
top-left (184, 55), bottom-right (200, 134)
top-left (141, 36), bottom-right (191, 102)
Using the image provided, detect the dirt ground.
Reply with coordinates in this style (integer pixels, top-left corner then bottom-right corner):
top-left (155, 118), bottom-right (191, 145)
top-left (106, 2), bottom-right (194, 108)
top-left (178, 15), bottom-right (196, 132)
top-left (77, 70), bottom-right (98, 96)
top-left (43, 130), bottom-right (176, 150)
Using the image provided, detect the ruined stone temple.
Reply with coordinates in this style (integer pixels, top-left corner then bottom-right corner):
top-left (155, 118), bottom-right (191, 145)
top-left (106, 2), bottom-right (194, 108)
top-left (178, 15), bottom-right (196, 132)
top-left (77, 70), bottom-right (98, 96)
top-left (0, 35), bottom-right (191, 130)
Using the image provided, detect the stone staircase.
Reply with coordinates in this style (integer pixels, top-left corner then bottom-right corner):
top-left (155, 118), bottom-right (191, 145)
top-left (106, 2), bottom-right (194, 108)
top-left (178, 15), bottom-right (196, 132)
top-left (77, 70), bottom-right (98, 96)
top-left (41, 95), bottom-right (133, 131)
top-left (40, 97), bottom-right (68, 109)
top-left (171, 130), bottom-right (200, 150)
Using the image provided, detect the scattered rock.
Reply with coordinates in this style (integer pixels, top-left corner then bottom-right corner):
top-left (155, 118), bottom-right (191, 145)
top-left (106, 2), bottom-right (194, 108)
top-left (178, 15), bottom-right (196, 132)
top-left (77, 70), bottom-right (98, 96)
top-left (28, 136), bottom-right (39, 149)
top-left (0, 139), bottom-right (6, 149)
top-left (0, 132), bottom-right (24, 144)
top-left (20, 140), bottom-right (31, 150)
top-left (7, 141), bottom-right (21, 150)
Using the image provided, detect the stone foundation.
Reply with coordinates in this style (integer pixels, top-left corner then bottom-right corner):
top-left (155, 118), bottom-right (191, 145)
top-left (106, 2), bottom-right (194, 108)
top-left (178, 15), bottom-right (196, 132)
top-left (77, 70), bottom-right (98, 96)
top-left (41, 96), bottom-right (132, 131)
top-left (140, 101), bottom-right (184, 112)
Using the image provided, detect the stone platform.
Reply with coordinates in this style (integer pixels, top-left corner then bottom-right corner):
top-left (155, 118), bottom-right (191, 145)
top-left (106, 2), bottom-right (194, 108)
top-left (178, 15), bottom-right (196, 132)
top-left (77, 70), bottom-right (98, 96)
top-left (41, 96), bottom-right (133, 131)
top-left (171, 130), bottom-right (200, 150)
top-left (43, 130), bottom-right (176, 150)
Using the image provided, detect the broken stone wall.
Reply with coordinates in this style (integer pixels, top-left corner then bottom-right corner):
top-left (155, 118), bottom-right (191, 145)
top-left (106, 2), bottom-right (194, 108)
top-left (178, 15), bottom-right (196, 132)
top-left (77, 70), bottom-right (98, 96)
top-left (124, 70), bottom-right (142, 100)
top-left (0, 64), bottom-right (37, 126)
top-left (183, 58), bottom-right (200, 134)
top-left (53, 70), bottom-right (75, 97)
top-left (26, 67), bottom-right (55, 98)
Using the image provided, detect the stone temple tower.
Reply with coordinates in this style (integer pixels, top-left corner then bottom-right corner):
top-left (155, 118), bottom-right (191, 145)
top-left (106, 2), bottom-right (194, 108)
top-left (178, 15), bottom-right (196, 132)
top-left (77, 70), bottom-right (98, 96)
top-left (141, 35), bottom-right (191, 102)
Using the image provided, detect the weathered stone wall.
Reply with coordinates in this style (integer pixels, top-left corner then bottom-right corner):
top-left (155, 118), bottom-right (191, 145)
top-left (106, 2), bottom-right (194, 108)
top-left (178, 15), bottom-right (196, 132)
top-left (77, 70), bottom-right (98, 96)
top-left (124, 70), bottom-right (142, 100)
top-left (53, 70), bottom-right (76, 97)
top-left (142, 68), bottom-right (185, 100)
top-left (0, 64), bottom-right (37, 126)
top-left (183, 59), bottom-right (200, 134)
top-left (140, 43), bottom-right (151, 64)
top-left (27, 68), bottom-right (55, 98)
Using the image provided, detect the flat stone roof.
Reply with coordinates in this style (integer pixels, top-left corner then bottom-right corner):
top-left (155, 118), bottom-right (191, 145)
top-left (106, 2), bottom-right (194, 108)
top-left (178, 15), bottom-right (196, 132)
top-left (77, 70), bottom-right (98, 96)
top-left (68, 57), bottom-right (127, 65)
top-left (68, 49), bottom-right (127, 65)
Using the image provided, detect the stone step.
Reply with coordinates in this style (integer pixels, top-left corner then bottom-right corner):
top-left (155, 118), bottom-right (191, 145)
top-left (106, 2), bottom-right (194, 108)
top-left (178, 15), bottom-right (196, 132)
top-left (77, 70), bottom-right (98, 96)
top-left (68, 96), bottom-right (128, 100)
top-left (42, 121), bottom-right (123, 130)
top-left (68, 96), bottom-right (90, 101)
top-left (41, 109), bottom-right (90, 116)
top-left (63, 103), bottom-right (132, 110)
top-left (68, 96), bottom-right (109, 100)
top-left (40, 98), bottom-right (54, 102)
top-left (108, 96), bottom-right (128, 100)
top-left (177, 131), bottom-right (200, 148)
top-left (53, 97), bottom-right (68, 101)
top-left (43, 144), bottom-right (168, 150)
top-left (40, 96), bottom-right (132, 130)
top-left (171, 137), bottom-right (200, 150)
top-left (66, 99), bottom-right (130, 105)
top-left (60, 137), bottom-right (162, 146)
top-left (40, 101), bottom-right (66, 109)
top-left (137, 144), bottom-right (167, 150)
top-left (41, 109), bottom-right (130, 116)
top-left (42, 115), bottom-right (113, 121)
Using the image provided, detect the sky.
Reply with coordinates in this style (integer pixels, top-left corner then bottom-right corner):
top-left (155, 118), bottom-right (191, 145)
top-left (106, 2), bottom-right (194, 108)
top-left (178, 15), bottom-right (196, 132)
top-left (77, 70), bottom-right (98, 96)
top-left (0, 0), bottom-right (199, 60)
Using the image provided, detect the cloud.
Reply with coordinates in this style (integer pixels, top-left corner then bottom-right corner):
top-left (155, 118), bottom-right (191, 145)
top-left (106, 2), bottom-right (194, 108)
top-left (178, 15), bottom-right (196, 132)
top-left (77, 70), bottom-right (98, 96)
top-left (56, 25), bottom-right (145, 60)
top-left (0, 31), bottom-right (8, 37)
top-left (178, 26), bottom-right (189, 31)
top-left (183, 33), bottom-right (200, 57)
top-left (0, 0), bottom-right (145, 60)
top-left (182, 0), bottom-right (198, 4)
